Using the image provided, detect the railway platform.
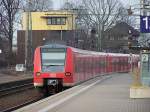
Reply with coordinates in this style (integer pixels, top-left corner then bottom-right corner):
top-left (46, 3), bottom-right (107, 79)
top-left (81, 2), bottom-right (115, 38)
top-left (15, 73), bottom-right (150, 112)
top-left (0, 69), bottom-right (32, 84)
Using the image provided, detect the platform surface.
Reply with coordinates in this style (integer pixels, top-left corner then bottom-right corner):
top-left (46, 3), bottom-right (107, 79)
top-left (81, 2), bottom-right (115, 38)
top-left (0, 69), bottom-right (32, 84)
top-left (15, 73), bottom-right (150, 112)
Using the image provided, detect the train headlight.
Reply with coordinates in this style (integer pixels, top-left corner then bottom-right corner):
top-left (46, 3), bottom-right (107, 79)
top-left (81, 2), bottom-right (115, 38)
top-left (65, 72), bottom-right (71, 76)
top-left (36, 72), bottom-right (41, 76)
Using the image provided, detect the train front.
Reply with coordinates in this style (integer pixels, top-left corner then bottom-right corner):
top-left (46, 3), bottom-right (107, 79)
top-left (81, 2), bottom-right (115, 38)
top-left (33, 45), bottom-right (73, 93)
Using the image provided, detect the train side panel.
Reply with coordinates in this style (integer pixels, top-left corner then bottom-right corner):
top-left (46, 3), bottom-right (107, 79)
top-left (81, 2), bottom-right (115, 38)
top-left (73, 52), bottom-right (83, 85)
top-left (72, 52), bottom-right (108, 85)
top-left (63, 48), bottom-right (74, 86)
top-left (33, 47), bottom-right (43, 87)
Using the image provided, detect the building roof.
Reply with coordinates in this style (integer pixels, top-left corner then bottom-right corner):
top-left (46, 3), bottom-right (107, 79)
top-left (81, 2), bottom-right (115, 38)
top-left (104, 22), bottom-right (140, 37)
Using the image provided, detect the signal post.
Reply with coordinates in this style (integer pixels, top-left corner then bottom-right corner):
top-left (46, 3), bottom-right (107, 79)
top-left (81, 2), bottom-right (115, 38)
top-left (130, 49), bottom-right (150, 98)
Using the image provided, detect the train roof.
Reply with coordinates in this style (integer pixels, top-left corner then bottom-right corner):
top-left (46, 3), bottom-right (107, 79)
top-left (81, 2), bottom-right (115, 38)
top-left (41, 44), bottom-right (67, 49)
top-left (108, 53), bottom-right (130, 57)
top-left (39, 44), bottom-right (139, 57)
top-left (70, 47), bottom-right (107, 56)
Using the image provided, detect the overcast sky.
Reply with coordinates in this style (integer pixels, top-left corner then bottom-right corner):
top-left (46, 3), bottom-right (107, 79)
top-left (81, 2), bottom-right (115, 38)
top-left (52, 0), bottom-right (63, 9)
top-left (52, 0), bottom-right (139, 9)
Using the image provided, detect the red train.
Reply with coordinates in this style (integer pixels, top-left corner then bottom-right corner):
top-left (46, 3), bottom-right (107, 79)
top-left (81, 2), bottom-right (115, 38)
top-left (33, 44), bottom-right (139, 94)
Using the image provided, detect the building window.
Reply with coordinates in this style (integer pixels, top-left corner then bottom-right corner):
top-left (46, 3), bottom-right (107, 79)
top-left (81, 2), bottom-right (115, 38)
top-left (110, 36), bottom-right (114, 40)
top-left (61, 18), bottom-right (66, 25)
top-left (123, 36), bottom-right (128, 40)
top-left (118, 37), bottom-right (121, 40)
top-left (57, 18), bottom-right (61, 24)
top-left (47, 17), bottom-right (66, 25)
top-left (47, 18), bottom-right (52, 25)
top-left (51, 18), bottom-right (56, 25)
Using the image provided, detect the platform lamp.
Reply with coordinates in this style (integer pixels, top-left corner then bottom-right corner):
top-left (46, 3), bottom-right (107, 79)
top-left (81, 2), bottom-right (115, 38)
top-left (127, 6), bottom-right (133, 15)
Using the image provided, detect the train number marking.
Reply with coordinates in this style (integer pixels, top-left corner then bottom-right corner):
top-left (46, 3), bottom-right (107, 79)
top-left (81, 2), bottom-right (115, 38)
top-left (142, 54), bottom-right (148, 62)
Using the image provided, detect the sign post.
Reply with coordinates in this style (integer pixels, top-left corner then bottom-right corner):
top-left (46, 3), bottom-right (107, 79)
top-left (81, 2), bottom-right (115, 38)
top-left (140, 16), bottom-right (150, 33)
top-left (141, 52), bottom-right (150, 86)
top-left (130, 52), bottom-right (150, 98)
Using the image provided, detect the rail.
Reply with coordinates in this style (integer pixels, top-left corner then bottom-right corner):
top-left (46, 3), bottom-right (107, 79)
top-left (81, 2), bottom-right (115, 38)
top-left (0, 83), bottom-right (34, 97)
top-left (1, 95), bottom-right (43, 112)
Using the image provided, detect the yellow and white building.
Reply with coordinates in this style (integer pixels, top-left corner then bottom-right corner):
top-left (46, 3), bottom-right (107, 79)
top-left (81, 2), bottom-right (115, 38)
top-left (22, 10), bottom-right (76, 31)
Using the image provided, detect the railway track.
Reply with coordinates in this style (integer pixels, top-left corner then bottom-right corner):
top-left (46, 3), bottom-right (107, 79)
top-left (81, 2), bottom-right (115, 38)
top-left (0, 79), bottom-right (32, 90)
top-left (0, 79), bottom-right (67, 112)
top-left (0, 78), bottom-right (33, 90)
top-left (1, 96), bottom-right (43, 112)
top-left (0, 79), bottom-right (43, 112)
top-left (0, 79), bottom-right (33, 97)
top-left (0, 82), bottom-right (33, 97)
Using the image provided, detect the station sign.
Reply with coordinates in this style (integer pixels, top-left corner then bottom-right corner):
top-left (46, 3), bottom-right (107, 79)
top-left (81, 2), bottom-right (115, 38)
top-left (140, 16), bottom-right (150, 33)
top-left (141, 52), bottom-right (150, 86)
top-left (142, 54), bottom-right (149, 62)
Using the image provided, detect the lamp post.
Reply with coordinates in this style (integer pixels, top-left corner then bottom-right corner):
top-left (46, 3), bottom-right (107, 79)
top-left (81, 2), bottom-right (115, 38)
top-left (25, 0), bottom-right (33, 70)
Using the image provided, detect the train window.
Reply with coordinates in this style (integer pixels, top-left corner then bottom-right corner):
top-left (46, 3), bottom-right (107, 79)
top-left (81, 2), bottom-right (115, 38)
top-left (42, 53), bottom-right (65, 63)
top-left (74, 57), bottom-right (78, 73)
top-left (41, 48), bottom-right (66, 72)
top-left (76, 58), bottom-right (80, 73)
top-left (99, 57), bottom-right (106, 68)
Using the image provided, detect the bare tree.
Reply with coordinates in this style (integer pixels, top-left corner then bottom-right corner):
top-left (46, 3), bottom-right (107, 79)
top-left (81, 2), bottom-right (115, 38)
top-left (117, 7), bottom-right (136, 27)
top-left (62, 1), bottom-right (74, 10)
top-left (62, 0), bottom-right (125, 51)
top-left (80, 0), bottom-right (124, 50)
top-left (0, 6), bottom-right (6, 39)
top-left (32, 0), bottom-right (53, 11)
top-left (21, 0), bottom-right (53, 11)
top-left (62, 1), bottom-right (91, 30)
top-left (15, 0), bottom-right (53, 29)
top-left (0, 0), bottom-right (20, 56)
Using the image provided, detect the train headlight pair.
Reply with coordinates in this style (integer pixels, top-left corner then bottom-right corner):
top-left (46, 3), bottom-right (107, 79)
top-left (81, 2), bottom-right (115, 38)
top-left (65, 72), bottom-right (71, 76)
top-left (36, 72), bottom-right (41, 76)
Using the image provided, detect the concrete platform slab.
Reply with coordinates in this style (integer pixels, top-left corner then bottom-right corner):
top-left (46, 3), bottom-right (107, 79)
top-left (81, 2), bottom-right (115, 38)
top-left (14, 73), bottom-right (150, 112)
top-left (130, 86), bottom-right (150, 98)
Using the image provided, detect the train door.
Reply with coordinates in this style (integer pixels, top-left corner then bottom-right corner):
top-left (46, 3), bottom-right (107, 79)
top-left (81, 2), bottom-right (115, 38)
top-left (96, 56), bottom-right (100, 76)
top-left (77, 56), bottom-right (81, 83)
top-left (107, 54), bottom-right (112, 73)
top-left (120, 57), bottom-right (123, 72)
top-left (80, 57), bottom-right (84, 82)
top-left (112, 56), bottom-right (115, 73)
top-left (86, 57), bottom-right (90, 80)
top-left (101, 56), bottom-right (104, 74)
top-left (93, 56), bottom-right (96, 77)
top-left (74, 54), bottom-right (79, 83)
top-left (82, 57), bottom-right (86, 82)
top-left (125, 57), bottom-right (128, 72)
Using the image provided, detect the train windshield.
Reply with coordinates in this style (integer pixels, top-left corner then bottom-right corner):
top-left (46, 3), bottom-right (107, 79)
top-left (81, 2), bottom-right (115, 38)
top-left (41, 48), bottom-right (66, 72)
